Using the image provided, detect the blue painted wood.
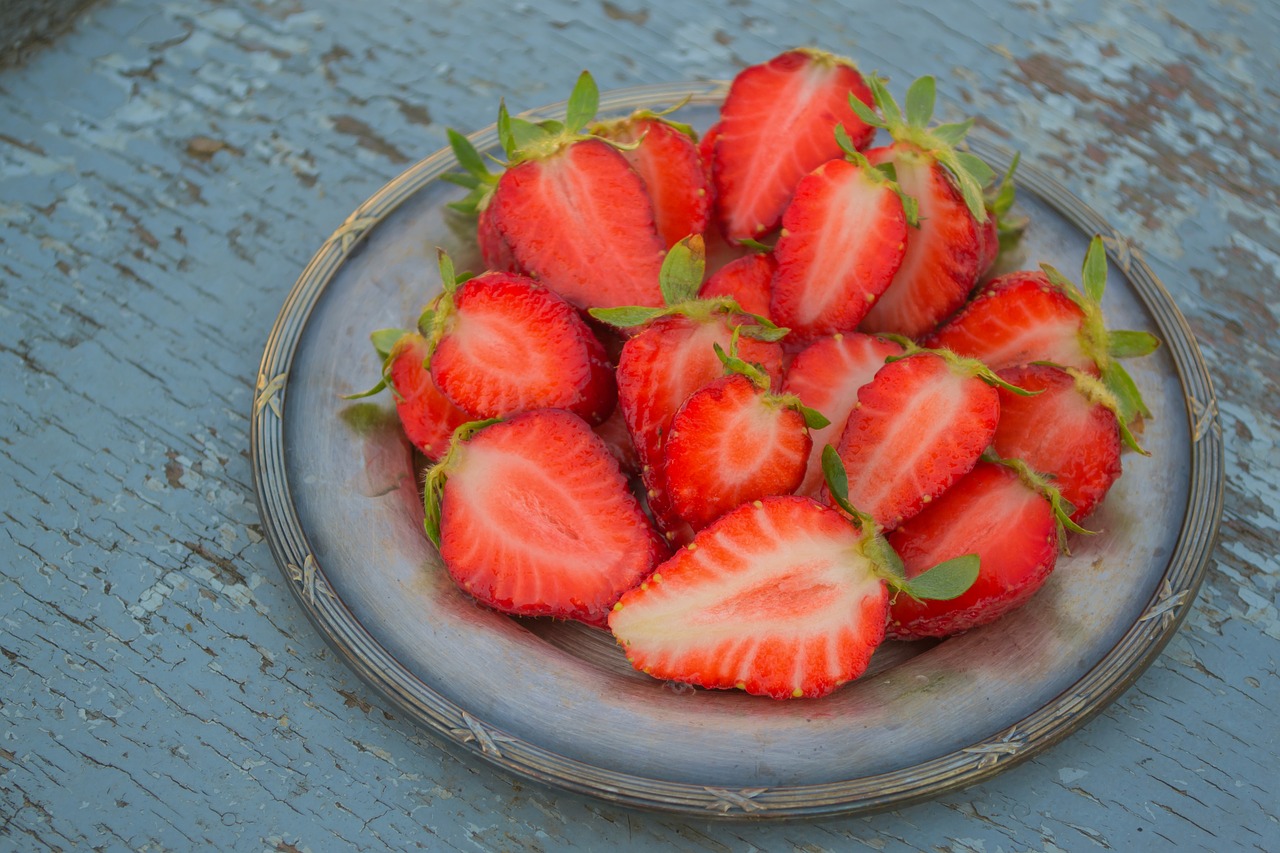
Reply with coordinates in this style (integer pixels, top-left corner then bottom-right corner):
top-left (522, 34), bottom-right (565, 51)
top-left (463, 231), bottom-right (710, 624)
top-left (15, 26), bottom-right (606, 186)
top-left (1, 0), bottom-right (1275, 848)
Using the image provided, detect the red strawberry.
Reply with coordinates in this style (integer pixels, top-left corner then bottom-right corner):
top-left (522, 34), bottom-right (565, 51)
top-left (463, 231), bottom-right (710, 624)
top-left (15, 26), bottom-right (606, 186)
top-left (593, 237), bottom-right (787, 542)
top-left (887, 458), bottom-right (1083, 639)
top-left (477, 203), bottom-right (520, 273)
top-left (593, 113), bottom-right (711, 249)
top-left (424, 411), bottom-right (668, 626)
top-left (974, 154), bottom-right (1024, 278)
top-left (610, 459), bottom-right (978, 698)
top-left (485, 74), bottom-right (666, 310)
top-left (423, 255), bottom-right (616, 425)
top-left (698, 252), bottom-right (776, 320)
top-left (593, 405), bottom-right (640, 475)
top-left (927, 237), bottom-right (1160, 424)
top-left (845, 76), bottom-right (998, 339)
top-left (994, 364), bottom-right (1145, 522)
top-left (783, 332), bottom-right (904, 495)
top-left (345, 329), bottom-right (470, 461)
top-left (697, 120), bottom-right (721, 185)
top-left (832, 346), bottom-right (1026, 530)
top-left (662, 343), bottom-right (825, 530)
top-left (714, 48), bottom-right (875, 243)
top-left (770, 140), bottom-right (912, 342)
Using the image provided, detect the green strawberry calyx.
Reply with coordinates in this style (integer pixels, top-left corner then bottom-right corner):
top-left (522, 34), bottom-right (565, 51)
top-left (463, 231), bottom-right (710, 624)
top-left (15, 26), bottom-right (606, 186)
top-left (712, 330), bottom-right (830, 430)
top-left (588, 235), bottom-right (790, 342)
top-left (588, 98), bottom-right (698, 144)
top-left (422, 417), bottom-right (504, 547)
top-left (847, 74), bottom-right (995, 224)
top-left (1058, 365), bottom-right (1150, 455)
top-left (1040, 236), bottom-right (1161, 424)
top-left (882, 336), bottom-right (1041, 397)
top-left (415, 248), bottom-right (478, 355)
top-left (981, 449), bottom-right (1094, 548)
top-left (985, 151), bottom-right (1027, 254)
top-left (820, 446), bottom-right (979, 602)
top-left (340, 327), bottom-right (412, 401)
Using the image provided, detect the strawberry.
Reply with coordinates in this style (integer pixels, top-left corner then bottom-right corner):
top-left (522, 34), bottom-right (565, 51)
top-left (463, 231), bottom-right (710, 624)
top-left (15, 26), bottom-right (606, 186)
top-left (422, 253), bottom-right (616, 424)
top-left (477, 203), bottom-right (521, 273)
top-left (698, 251), bottom-right (776, 320)
top-left (887, 457), bottom-right (1085, 640)
top-left (831, 344), bottom-right (1031, 530)
top-left (697, 120), bottom-right (721, 185)
top-left (994, 363), bottom-right (1146, 522)
top-left (974, 154), bottom-right (1025, 278)
top-left (609, 452), bottom-right (978, 698)
top-left (845, 76), bottom-right (998, 339)
top-left (482, 73), bottom-right (666, 309)
top-left (770, 132), bottom-right (914, 342)
top-left (927, 236), bottom-right (1160, 423)
top-left (783, 332), bottom-right (904, 495)
top-left (714, 48), bottom-right (876, 243)
top-left (593, 405), bottom-right (640, 475)
top-left (662, 338), bottom-right (827, 531)
top-left (592, 112), bottom-right (711, 249)
top-left (592, 236), bottom-right (787, 542)
top-left (423, 411), bottom-right (668, 626)
top-left (344, 329), bottom-right (470, 461)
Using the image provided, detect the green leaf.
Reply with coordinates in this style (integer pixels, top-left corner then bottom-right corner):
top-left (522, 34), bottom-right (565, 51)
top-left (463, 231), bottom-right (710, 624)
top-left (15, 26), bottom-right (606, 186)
top-left (931, 119), bottom-right (974, 147)
top-left (820, 445), bottom-right (857, 512)
top-left (340, 378), bottom-right (387, 400)
top-left (864, 533), bottom-right (907, 585)
top-left (496, 100), bottom-right (515, 158)
top-left (737, 323), bottom-right (790, 343)
top-left (992, 151), bottom-right (1020, 216)
top-left (587, 305), bottom-right (667, 328)
top-left (874, 161), bottom-right (898, 182)
top-left (422, 467), bottom-right (446, 548)
top-left (437, 249), bottom-right (457, 293)
top-left (370, 328), bottom-right (407, 360)
top-left (834, 123), bottom-right (858, 157)
top-left (954, 151), bottom-right (996, 187)
top-left (1102, 359), bottom-right (1151, 421)
top-left (904, 554), bottom-right (979, 601)
top-left (439, 171), bottom-right (481, 189)
top-left (1040, 262), bottom-right (1089, 312)
top-left (448, 128), bottom-right (492, 180)
top-left (905, 75), bottom-right (936, 128)
top-left (508, 117), bottom-right (552, 153)
top-left (737, 237), bottom-right (774, 254)
top-left (1107, 329), bottom-right (1161, 359)
top-left (1082, 236), bottom-right (1108, 303)
top-left (659, 235), bottom-right (706, 306)
top-left (538, 119), bottom-right (565, 135)
top-left (847, 92), bottom-right (885, 129)
top-left (798, 404), bottom-right (830, 430)
top-left (713, 339), bottom-right (770, 390)
top-left (868, 74), bottom-right (903, 127)
top-left (564, 71), bottom-right (599, 134)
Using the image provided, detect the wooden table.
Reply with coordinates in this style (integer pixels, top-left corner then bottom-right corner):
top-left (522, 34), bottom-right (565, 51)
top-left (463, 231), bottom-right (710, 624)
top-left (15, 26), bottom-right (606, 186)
top-left (3, 0), bottom-right (1276, 848)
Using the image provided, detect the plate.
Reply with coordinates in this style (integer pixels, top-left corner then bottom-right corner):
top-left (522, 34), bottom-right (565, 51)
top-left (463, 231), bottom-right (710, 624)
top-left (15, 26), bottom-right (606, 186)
top-left (250, 82), bottom-right (1224, 818)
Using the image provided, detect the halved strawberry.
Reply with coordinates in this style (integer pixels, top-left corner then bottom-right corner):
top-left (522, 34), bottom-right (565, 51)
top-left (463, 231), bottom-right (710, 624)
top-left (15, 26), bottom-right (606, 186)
top-left (887, 457), bottom-right (1084, 639)
top-left (483, 73), bottom-right (666, 310)
top-left (783, 332), bottom-right (904, 495)
top-left (994, 364), bottom-right (1145, 522)
top-left (344, 329), bottom-right (470, 461)
top-left (698, 252), bottom-right (776, 320)
top-left (714, 48), bottom-right (875, 243)
top-left (697, 120), bottom-right (721, 185)
top-left (844, 76), bottom-right (998, 338)
top-left (592, 236), bottom-right (787, 542)
top-left (770, 135), bottom-right (913, 342)
top-left (424, 411), bottom-right (668, 626)
top-left (593, 405), bottom-right (640, 475)
top-left (662, 340), bottom-right (825, 530)
top-left (610, 455), bottom-right (978, 698)
top-left (422, 254), bottom-right (616, 425)
top-left (592, 112), bottom-right (711, 249)
top-left (832, 345), bottom-right (1029, 530)
top-left (477, 203), bottom-right (520, 273)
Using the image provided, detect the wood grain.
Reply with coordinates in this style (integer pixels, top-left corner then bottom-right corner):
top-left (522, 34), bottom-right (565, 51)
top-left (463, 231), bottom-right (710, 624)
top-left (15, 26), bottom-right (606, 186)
top-left (1, 0), bottom-right (1275, 848)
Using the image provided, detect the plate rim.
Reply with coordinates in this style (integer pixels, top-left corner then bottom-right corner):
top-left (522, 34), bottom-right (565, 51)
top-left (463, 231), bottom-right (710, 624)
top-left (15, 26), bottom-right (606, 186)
top-left (249, 81), bottom-right (1225, 819)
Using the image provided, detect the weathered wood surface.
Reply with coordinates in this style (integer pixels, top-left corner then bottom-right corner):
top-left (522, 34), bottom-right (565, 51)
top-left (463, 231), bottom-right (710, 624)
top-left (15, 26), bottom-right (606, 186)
top-left (1, 0), bottom-right (1275, 849)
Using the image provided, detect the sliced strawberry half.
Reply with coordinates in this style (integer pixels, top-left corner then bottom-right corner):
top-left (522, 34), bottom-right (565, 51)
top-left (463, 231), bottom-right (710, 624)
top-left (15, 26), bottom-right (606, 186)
top-left (344, 329), bottom-right (470, 461)
top-left (770, 144), bottom-right (912, 342)
top-left (425, 411), bottom-right (668, 626)
top-left (477, 203), bottom-right (521, 273)
top-left (831, 347), bottom-right (1024, 530)
top-left (994, 364), bottom-right (1144, 523)
top-left (697, 120), bottom-right (721, 186)
top-left (783, 332), bottom-right (904, 495)
top-left (887, 458), bottom-right (1082, 639)
top-left (662, 343), bottom-right (824, 531)
top-left (926, 237), bottom-right (1161, 425)
top-left (593, 113), bottom-right (711, 249)
top-left (423, 256), bottom-right (616, 425)
top-left (698, 252), bottom-right (776, 320)
top-left (714, 48), bottom-right (875, 243)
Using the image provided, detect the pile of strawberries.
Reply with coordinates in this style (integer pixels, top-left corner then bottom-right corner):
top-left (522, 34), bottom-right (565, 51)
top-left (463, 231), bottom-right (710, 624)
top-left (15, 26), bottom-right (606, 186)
top-left (350, 49), bottom-right (1159, 700)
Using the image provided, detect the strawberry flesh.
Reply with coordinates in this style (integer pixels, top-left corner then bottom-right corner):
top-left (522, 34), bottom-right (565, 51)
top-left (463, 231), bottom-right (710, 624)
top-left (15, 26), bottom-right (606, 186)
top-left (698, 253), bottom-right (776, 320)
top-left (439, 410), bottom-right (667, 625)
top-left (387, 333), bottom-right (470, 460)
top-left (663, 374), bottom-right (811, 530)
top-left (490, 138), bottom-right (666, 309)
top-left (714, 50), bottom-right (875, 243)
top-left (833, 351), bottom-right (999, 530)
top-left (887, 461), bottom-right (1059, 639)
top-left (598, 117), bottom-right (711, 249)
top-left (993, 364), bottom-right (1122, 522)
top-left (771, 158), bottom-right (908, 342)
top-left (609, 496), bottom-right (888, 698)
top-left (478, 203), bottom-right (520, 273)
top-left (431, 272), bottom-right (616, 424)
top-left (857, 143), bottom-right (982, 338)
top-left (783, 333), bottom-right (903, 495)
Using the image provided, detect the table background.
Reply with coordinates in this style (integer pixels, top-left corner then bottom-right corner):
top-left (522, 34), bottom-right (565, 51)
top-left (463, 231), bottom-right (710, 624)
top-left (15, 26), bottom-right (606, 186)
top-left (2, 0), bottom-right (1276, 849)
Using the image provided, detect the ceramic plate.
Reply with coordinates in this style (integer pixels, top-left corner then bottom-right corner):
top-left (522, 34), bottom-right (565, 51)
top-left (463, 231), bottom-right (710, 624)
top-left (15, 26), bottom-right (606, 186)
top-left (250, 82), bottom-right (1223, 818)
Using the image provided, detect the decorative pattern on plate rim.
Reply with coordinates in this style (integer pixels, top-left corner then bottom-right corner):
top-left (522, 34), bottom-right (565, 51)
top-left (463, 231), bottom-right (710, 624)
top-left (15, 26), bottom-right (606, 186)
top-left (1138, 579), bottom-right (1192, 629)
top-left (255, 371), bottom-right (287, 420)
top-left (961, 728), bottom-right (1027, 769)
top-left (450, 712), bottom-right (514, 758)
top-left (703, 787), bottom-right (770, 813)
